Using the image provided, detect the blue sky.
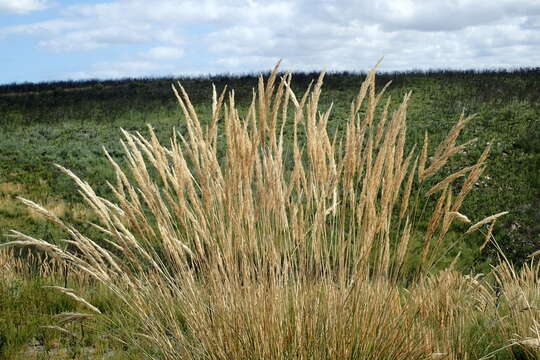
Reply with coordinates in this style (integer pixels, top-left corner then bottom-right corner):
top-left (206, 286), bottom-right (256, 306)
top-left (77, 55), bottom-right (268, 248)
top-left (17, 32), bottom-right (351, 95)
top-left (1, 0), bottom-right (540, 84)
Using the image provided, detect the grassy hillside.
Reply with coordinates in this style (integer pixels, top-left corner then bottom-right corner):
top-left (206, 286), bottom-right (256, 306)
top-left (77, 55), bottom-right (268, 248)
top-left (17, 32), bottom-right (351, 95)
top-left (1, 68), bottom-right (539, 267)
top-left (1, 66), bottom-right (540, 359)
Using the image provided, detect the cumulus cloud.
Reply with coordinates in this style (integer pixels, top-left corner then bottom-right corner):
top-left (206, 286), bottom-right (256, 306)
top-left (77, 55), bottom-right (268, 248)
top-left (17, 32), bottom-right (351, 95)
top-left (201, 0), bottom-right (540, 72)
top-left (0, 19), bottom-right (79, 38)
top-left (3, 0), bottom-right (294, 52)
top-left (312, 0), bottom-right (540, 32)
top-left (0, 0), bottom-right (50, 14)
top-left (1, 0), bottom-right (539, 82)
top-left (39, 25), bottom-right (154, 51)
top-left (61, 0), bottom-right (294, 26)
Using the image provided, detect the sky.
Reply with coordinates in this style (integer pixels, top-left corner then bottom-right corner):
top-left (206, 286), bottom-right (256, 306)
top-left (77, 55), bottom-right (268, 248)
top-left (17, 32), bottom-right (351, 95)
top-left (0, 0), bottom-right (539, 84)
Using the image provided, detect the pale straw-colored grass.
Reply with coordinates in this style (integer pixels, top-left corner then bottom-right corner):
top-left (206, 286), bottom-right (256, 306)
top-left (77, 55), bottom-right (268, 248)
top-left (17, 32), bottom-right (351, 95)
top-left (3, 61), bottom-right (524, 359)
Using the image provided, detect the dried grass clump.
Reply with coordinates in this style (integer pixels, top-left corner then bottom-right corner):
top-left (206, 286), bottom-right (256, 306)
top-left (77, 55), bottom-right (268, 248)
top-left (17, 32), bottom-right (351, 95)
top-left (408, 270), bottom-right (497, 359)
top-left (2, 61), bottom-right (514, 359)
top-left (0, 248), bottom-right (18, 279)
top-left (1, 247), bottom-right (60, 279)
top-left (490, 260), bottom-right (540, 358)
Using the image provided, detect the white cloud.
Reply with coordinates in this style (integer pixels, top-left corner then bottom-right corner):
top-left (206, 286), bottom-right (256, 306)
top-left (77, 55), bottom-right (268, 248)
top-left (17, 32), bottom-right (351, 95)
top-left (39, 24), bottom-right (154, 51)
top-left (141, 46), bottom-right (184, 60)
top-left (0, 19), bottom-right (79, 38)
top-left (199, 0), bottom-right (540, 73)
top-left (40, 0), bottom-right (294, 52)
top-left (1, 0), bottom-right (539, 81)
top-left (61, 0), bottom-right (294, 26)
top-left (0, 0), bottom-right (50, 14)
top-left (310, 0), bottom-right (540, 32)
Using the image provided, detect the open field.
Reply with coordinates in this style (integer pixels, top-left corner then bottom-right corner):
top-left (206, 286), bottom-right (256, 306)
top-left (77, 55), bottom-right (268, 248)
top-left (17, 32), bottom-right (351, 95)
top-left (1, 64), bottom-right (540, 358)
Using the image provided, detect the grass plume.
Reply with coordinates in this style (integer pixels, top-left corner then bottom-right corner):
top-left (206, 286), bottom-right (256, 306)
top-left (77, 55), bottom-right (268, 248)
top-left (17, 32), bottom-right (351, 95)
top-left (4, 61), bottom-right (533, 359)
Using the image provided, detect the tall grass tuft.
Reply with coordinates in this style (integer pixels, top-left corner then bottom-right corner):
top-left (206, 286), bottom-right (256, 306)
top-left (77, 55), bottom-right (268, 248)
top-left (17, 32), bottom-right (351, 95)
top-left (5, 61), bottom-right (535, 359)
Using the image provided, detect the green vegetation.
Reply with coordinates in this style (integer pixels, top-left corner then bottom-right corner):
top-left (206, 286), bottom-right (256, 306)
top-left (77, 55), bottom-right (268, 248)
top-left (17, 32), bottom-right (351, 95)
top-left (1, 250), bottom-right (135, 359)
top-left (1, 68), bottom-right (539, 267)
top-left (1, 64), bottom-right (540, 358)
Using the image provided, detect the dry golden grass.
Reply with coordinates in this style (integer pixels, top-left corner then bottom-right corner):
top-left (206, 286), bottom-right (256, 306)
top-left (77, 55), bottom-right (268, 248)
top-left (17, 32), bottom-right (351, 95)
top-left (490, 260), bottom-right (540, 358)
top-left (27, 200), bottom-right (67, 221)
top-left (0, 181), bottom-right (24, 194)
top-left (0, 180), bottom-right (92, 223)
top-left (0, 248), bottom-right (17, 279)
top-left (0, 183), bottom-right (24, 218)
top-left (5, 61), bottom-right (536, 359)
